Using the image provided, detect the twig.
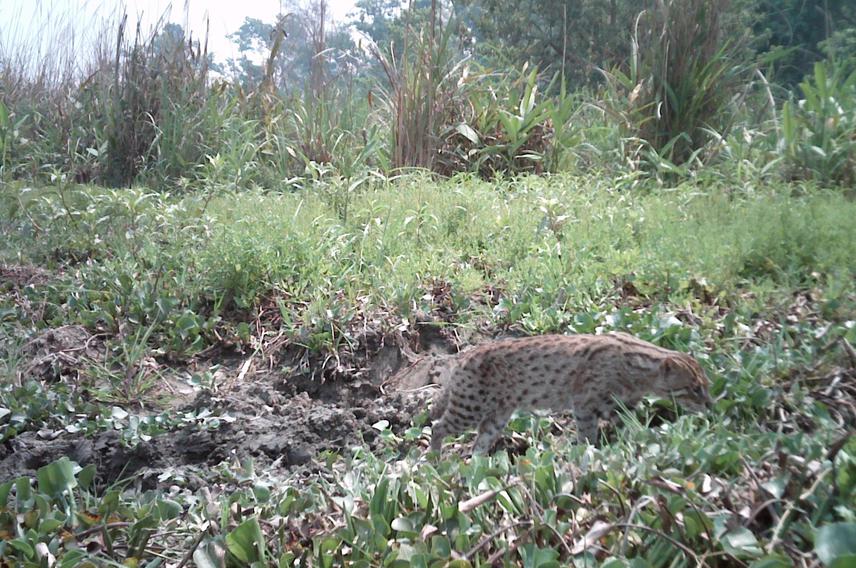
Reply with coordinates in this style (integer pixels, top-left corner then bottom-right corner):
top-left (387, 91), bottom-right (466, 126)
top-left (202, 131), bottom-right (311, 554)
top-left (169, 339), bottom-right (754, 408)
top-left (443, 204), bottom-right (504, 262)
top-left (645, 477), bottom-right (715, 546)
top-left (613, 523), bottom-right (704, 566)
top-left (176, 530), bottom-right (206, 568)
top-left (745, 497), bottom-right (785, 527)
top-left (74, 522), bottom-right (131, 539)
top-left (517, 482), bottom-right (574, 558)
top-left (458, 489), bottom-right (501, 513)
top-left (459, 479), bottom-right (521, 514)
top-left (485, 526), bottom-right (533, 565)
top-left (317, 484), bottom-right (343, 514)
top-left (840, 337), bottom-right (856, 369)
top-left (620, 495), bottom-right (656, 556)
top-left (599, 479), bottom-right (628, 517)
top-left (463, 520), bottom-right (532, 561)
top-left (826, 431), bottom-right (853, 461)
top-left (766, 467), bottom-right (832, 553)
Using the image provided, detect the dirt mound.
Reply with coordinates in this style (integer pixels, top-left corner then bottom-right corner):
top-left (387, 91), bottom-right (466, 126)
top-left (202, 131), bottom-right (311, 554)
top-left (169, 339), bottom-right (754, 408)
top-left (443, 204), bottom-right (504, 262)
top-left (16, 324), bottom-right (104, 383)
top-left (0, 331), bottom-right (447, 488)
top-left (0, 264), bottom-right (54, 288)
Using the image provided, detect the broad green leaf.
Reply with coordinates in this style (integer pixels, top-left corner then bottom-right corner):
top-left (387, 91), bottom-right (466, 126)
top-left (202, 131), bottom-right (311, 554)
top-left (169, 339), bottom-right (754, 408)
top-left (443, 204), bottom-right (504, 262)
top-left (456, 123), bottom-right (479, 144)
top-left (8, 538), bottom-right (34, 557)
top-left (719, 527), bottom-right (762, 558)
top-left (193, 541), bottom-right (225, 568)
top-left (0, 480), bottom-right (13, 507)
top-left (252, 483), bottom-right (271, 503)
top-left (226, 517), bottom-right (266, 564)
top-left (391, 517), bottom-right (413, 532)
top-left (77, 464), bottom-right (96, 490)
top-left (816, 523), bottom-right (856, 567)
top-left (37, 457), bottom-right (77, 497)
top-left (155, 499), bottom-right (182, 520)
top-left (38, 518), bottom-right (64, 535)
top-left (519, 543), bottom-right (560, 568)
top-left (370, 476), bottom-right (390, 517)
top-left (58, 549), bottom-right (87, 568)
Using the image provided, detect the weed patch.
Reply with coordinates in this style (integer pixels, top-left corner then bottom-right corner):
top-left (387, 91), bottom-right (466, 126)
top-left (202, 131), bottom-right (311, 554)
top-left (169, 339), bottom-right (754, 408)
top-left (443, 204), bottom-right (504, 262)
top-left (1, 174), bottom-right (854, 566)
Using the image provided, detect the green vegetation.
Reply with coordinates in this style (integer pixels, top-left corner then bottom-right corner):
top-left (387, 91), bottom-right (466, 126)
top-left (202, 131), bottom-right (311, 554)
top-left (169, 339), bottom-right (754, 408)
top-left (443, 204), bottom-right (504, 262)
top-left (2, 1), bottom-right (855, 188)
top-left (1, 0), bottom-right (855, 566)
top-left (1, 175), bottom-right (855, 565)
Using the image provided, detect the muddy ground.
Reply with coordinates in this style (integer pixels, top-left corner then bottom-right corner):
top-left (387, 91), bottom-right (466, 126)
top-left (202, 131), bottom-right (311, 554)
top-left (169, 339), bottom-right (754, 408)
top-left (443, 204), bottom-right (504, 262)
top-left (0, 320), bottom-right (463, 488)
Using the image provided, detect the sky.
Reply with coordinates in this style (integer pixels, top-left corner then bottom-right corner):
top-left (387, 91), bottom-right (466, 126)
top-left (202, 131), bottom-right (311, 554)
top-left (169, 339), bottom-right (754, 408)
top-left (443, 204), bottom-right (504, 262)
top-left (0, 0), bottom-right (358, 70)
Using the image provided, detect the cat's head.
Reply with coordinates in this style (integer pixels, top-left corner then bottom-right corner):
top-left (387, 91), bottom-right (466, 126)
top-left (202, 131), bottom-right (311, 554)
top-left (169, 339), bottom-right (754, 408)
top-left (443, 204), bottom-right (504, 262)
top-left (658, 353), bottom-right (711, 411)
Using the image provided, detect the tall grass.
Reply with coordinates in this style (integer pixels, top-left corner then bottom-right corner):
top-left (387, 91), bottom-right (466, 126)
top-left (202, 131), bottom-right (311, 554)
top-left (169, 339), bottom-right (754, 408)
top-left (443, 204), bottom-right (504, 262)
top-left (0, 3), bottom-right (380, 190)
top-left (100, 17), bottom-right (214, 187)
top-left (370, 1), bottom-right (467, 171)
top-left (0, 5), bottom-right (225, 188)
top-left (600, 0), bottom-right (747, 175)
top-left (2, 1), bottom-right (854, 189)
top-left (0, 3), bottom-right (115, 181)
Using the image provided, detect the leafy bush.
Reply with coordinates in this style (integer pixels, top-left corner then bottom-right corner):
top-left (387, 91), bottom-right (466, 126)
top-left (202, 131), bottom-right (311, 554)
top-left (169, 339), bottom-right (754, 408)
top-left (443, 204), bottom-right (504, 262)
top-left (781, 59), bottom-right (856, 186)
top-left (436, 67), bottom-right (581, 178)
top-left (600, 0), bottom-right (747, 176)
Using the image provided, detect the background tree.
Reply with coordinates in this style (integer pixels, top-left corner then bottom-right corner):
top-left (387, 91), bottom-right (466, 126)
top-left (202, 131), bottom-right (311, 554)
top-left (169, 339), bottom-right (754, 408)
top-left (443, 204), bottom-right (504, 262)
top-left (226, 1), bottom-right (358, 95)
top-left (453, 0), bottom-right (653, 88)
top-left (745, 0), bottom-right (856, 86)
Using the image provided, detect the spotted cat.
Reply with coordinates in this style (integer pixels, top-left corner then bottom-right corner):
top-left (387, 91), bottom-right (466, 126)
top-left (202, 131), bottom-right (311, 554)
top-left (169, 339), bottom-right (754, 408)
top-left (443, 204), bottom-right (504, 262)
top-left (428, 332), bottom-right (711, 454)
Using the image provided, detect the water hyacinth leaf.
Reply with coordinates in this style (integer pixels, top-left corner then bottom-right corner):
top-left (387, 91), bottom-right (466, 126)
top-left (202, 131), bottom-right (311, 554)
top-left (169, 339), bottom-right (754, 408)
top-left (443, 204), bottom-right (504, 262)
top-left (391, 517), bottom-right (413, 533)
top-left (371, 514), bottom-right (391, 539)
top-left (720, 527), bottom-right (763, 559)
top-left (519, 543), bottom-right (560, 568)
top-left (77, 464), bottom-right (96, 490)
top-left (36, 457), bottom-right (77, 497)
top-left (315, 537), bottom-right (340, 568)
top-left (683, 510), bottom-right (713, 540)
top-left (225, 517), bottom-right (266, 564)
top-left (193, 541), bottom-right (226, 568)
top-left (58, 549), bottom-right (87, 568)
top-left (252, 483), bottom-right (271, 503)
top-left (603, 559), bottom-right (647, 568)
top-left (0, 480), bottom-right (13, 507)
top-left (369, 476), bottom-right (390, 517)
top-left (761, 475), bottom-right (789, 499)
top-left (38, 518), bottom-right (64, 535)
top-left (431, 535), bottom-right (451, 557)
top-left (111, 407), bottom-right (129, 421)
top-left (815, 523), bottom-right (856, 567)
top-left (155, 499), bottom-right (182, 520)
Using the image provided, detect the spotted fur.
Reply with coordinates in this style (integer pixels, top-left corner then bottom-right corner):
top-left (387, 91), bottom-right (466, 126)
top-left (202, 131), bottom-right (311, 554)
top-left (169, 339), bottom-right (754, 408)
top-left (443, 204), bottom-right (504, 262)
top-left (429, 332), bottom-right (711, 454)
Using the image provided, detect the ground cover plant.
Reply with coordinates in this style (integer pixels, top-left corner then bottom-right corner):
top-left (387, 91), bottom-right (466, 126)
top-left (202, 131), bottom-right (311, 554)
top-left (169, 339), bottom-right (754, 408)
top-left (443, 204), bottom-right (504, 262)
top-left (2, 0), bottom-right (856, 566)
top-left (1, 172), bottom-right (855, 566)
